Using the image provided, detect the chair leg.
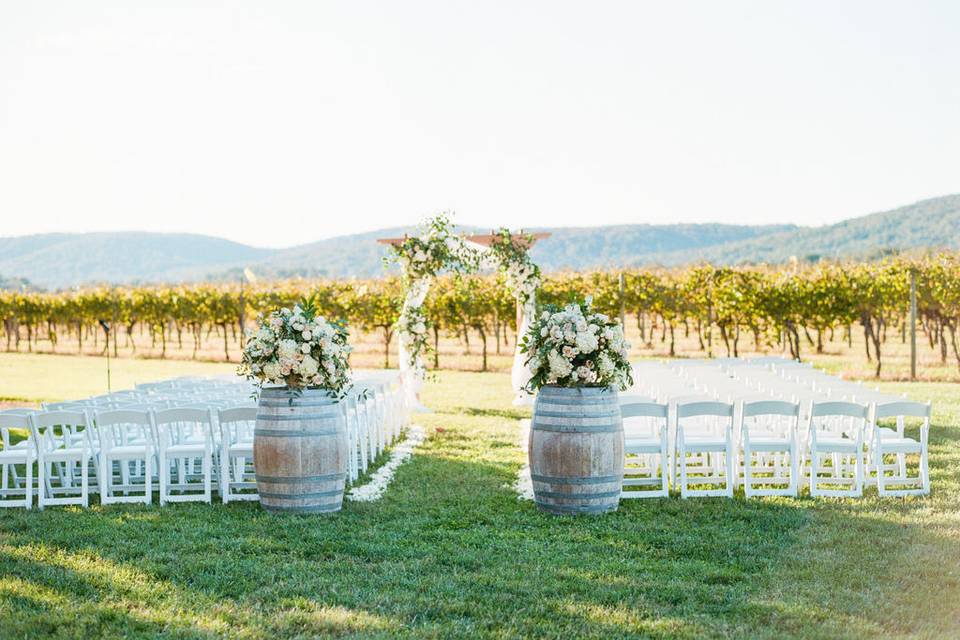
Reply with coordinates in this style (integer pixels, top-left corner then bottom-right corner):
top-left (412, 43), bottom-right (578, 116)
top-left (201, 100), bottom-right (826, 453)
top-left (25, 458), bottom-right (33, 510)
top-left (203, 453), bottom-right (212, 504)
top-left (809, 449), bottom-right (818, 497)
top-left (789, 444), bottom-right (798, 496)
top-left (875, 443), bottom-right (885, 496)
top-left (921, 445), bottom-right (930, 495)
top-left (679, 441), bottom-right (688, 499)
top-left (220, 447), bottom-right (230, 503)
top-left (660, 442), bottom-right (669, 496)
top-left (743, 445), bottom-right (753, 498)
top-left (725, 446), bottom-right (734, 497)
top-left (159, 450), bottom-right (167, 506)
top-left (144, 454), bottom-right (152, 505)
top-left (37, 459), bottom-right (46, 510)
top-left (81, 456), bottom-right (89, 508)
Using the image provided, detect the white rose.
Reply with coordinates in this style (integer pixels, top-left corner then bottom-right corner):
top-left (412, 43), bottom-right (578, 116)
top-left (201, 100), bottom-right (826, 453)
top-left (299, 355), bottom-right (319, 377)
top-left (575, 331), bottom-right (599, 355)
top-left (263, 363), bottom-right (281, 380)
top-left (278, 339), bottom-right (299, 360)
top-left (301, 344), bottom-right (311, 354)
top-left (547, 349), bottom-right (573, 379)
top-left (302, 330), bottom-right (312, 341)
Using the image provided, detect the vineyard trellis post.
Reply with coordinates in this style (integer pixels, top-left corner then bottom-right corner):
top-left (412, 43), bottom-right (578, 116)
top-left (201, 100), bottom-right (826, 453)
top-left (910, 268), bottom-right (918, 380)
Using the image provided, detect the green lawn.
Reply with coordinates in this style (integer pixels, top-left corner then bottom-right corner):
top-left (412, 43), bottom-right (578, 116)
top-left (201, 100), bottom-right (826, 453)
top-left (0, 352), bottom-right (235, 404)
top-left (1, 364), bottom-right (959, 638)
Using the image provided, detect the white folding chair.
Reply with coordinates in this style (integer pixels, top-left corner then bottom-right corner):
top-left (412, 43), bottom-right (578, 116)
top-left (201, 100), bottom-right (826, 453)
top-left (871, 401), bottom-right (930, 496)
top-left (32, 410), bottom-right (95, 508)
top-left (806, 401), bottom-right (867, 498)
top-left (676, 401), bottom-right (735, 498)
top-left (739, 400), bottom-right (800, 498)
top-left (218, 406), bottom-right (259, 503)
top-left (0, 412), bottom-right (35, 509)
top-left (620, 401), bottom-right (670, 498)
top-left (154, 407), bottom-right (214, 504)
top-left (94, 409), bottom-right (155, 505)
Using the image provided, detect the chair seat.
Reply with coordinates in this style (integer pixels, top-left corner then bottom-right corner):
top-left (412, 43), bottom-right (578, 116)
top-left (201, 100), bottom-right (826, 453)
top-left (878, 427), bottom-right (900, 439)
top-left (0, 448), bottom-right (34, 461)
top-left (44, 446), bottom-right (87, 462)
top-left (625, 436), bottom-right (663, 452)
top-left (681, 435), bottom-right (727, 451)
top-left (878, 436), bottom-right (921, 453)
top-left (228, 443), bottom-right (253, 456)
top-left (745, 430), bottom-right (793, 449)
top-left (813, 436), bottom-right (859, 453)
top-left (166, 443), bottom-right (207, 456)
top-left (623, 425), bottom-right (655, 439)
top-left (106, 445), bottom-right (150, 458)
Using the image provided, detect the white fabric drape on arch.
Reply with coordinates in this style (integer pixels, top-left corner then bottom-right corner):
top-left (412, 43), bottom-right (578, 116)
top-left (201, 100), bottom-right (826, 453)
top-left (398, 276), bottom-right (431, 412)
top-left (511, 294), bottom-right (536, 406)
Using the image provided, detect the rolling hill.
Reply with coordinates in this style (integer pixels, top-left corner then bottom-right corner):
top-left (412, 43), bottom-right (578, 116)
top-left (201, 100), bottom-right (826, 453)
top-left (1, 194), bottom-right (957, 289)
top-left (0, 233), bottom-right (273, 288)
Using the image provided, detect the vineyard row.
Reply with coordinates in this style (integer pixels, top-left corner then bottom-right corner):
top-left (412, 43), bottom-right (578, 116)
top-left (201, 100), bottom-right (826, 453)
top-left (3, 255), bottom-right (960, 375)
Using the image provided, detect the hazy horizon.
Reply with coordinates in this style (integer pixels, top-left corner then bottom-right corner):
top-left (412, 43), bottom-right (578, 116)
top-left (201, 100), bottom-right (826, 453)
top-left (2, 1), bottom-right (958, 248)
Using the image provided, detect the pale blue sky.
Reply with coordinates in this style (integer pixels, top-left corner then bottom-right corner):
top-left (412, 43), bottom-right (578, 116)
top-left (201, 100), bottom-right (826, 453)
top-left (0, 1), bottom-right (957, 247)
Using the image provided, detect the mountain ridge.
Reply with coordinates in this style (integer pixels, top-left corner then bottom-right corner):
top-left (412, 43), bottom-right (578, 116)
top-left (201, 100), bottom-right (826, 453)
top-left (1, 194), bottom-right (957, 289)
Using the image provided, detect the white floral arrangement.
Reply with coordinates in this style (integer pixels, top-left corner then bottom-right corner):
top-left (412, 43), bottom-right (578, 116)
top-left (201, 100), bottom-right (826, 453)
top-left (239, 296), bottom-right (353, 397)
top-left (521, 297), bottom-right (633, 391)
top-left (488, 228), bottom-right (541, 306)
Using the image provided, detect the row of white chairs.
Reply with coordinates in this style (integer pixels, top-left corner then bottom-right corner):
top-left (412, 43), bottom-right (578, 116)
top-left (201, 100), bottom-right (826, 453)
top-left (622, 358), bottom-right (932, 498)
top-left (619, 397), bottom-right (930, 499)
top-left (0, 373), bottom-right (409, 509)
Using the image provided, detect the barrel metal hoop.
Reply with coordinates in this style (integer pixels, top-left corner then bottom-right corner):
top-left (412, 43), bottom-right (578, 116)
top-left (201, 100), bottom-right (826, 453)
top-left (258, 489), bottom-right (344, 499)
top-left (254, 428), bottom-right (340, 437)
top-left (536, 397), bottom-right (619, 407)
top-left (256, 473), bottom-right (346, 483)
top-left (533, 409), bottom-right (621, 418)
top-left (534, 501), bottom-right (617, 514)
top-left (534, 489), bottom-right (622, 500)
top-left (261, 503), bottom-right (342, 514)
top-left (258, 401), bottom-right (338, 408)
top-left (255, 414), bottom-right (340, 422)
top-left (530, 473), bottom-right (622, 485)
top-left (530, 423), bottom-right (622, 433)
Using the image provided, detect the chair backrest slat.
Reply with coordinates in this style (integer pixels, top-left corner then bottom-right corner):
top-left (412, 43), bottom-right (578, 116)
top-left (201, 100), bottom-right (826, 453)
top-left (741, 400), bottom-right (800, 418)
top-left (874, 401), bottom-right (930, 420)
top-left (677, 401), bottom-right (734, 418)
top-left (620, 402), bottom-right (668, 419)
top-left (810, 401), bottom-right (868, 419)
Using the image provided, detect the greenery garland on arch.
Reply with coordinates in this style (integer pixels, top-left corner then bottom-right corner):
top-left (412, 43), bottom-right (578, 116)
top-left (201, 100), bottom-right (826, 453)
top-left (487, 228), bottom-right (542, 309)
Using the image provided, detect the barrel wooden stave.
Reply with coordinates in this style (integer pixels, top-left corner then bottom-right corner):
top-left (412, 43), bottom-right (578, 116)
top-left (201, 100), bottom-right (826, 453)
top-left (529, 385), bottom-right (624, 515)
top-left (254, 387), bottom-right (348, 514)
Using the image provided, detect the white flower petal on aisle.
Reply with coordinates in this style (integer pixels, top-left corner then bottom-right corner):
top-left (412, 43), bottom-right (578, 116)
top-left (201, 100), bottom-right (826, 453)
top-left (347, 425), bottom-right (427, 502)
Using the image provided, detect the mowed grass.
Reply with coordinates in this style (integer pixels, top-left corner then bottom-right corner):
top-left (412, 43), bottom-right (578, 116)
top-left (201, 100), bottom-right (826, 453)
top-left (0, 352), bottom-right (235, 404)
top-left (0, 359), bottom-right (958, 638)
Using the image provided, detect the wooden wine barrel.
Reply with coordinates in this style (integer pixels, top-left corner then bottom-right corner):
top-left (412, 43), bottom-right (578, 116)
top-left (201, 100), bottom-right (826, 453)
top-left (254, 387), bottom-right (348, 514)
top-left (529, 385), bottom-right (624, 515)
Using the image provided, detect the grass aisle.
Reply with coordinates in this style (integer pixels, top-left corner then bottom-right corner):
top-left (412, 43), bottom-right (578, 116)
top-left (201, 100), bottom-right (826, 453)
top-left (0, 372), bottom-right (958, 638)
